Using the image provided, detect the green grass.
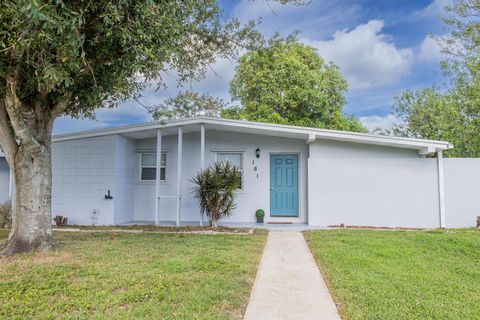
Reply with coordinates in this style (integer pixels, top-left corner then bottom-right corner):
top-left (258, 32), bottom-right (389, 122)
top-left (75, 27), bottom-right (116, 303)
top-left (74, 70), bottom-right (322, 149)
top-left (305, 229), bottom-right (480, 320)
top-left (0, 229), bottom-right (267, 319)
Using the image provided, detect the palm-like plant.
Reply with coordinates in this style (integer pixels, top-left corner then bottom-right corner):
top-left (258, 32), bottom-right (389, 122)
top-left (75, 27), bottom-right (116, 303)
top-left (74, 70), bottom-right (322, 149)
top-left (191, 162), bottom-right (241, 228)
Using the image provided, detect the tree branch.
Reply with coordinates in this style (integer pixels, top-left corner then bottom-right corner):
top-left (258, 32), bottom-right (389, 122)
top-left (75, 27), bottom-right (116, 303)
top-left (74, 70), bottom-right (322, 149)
top-left (4, 71), bottom-right (43, 153)
top-left (51, 93), bottom-right (72, 118)
top-left (0, 102), bottom-right (18, 165)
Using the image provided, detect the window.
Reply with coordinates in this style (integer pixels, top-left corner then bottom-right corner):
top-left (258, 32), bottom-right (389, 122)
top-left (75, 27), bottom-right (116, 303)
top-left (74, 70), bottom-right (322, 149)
top-left (216, 152), bottom-right (243, 188)
top-left (140, 153), bottom-right (166, 181)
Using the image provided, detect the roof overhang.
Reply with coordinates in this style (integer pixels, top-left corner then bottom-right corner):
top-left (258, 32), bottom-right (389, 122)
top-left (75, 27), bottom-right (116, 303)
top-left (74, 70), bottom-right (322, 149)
top-left (52, 117), bottom-right (453, 155)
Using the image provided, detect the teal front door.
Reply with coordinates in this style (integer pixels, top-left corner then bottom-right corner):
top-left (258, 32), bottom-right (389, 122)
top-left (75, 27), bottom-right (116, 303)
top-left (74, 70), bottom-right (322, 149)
top-left (270, 154), bottom-right (299, 217)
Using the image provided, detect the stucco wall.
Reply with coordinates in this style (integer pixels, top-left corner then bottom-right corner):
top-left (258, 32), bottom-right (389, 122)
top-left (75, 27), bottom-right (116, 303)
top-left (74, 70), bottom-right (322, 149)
top-left (444, 158), bottom-right (480, 228)
top-left (310, 140), bottom-right (420, 158)
top-left (0, 158), bottom-right (10, 203)
top-left (133, 131), bottom-right (309, 224)
top-left (51, 136), bottom-right (117, 225)
top-left (308, 140), bottom-right (441, 228)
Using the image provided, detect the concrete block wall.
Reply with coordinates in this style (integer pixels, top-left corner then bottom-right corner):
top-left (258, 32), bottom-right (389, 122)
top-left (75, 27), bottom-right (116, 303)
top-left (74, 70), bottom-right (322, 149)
top-left (51, 136), bottom-right (117, 225)
top-left (114, 136), bottom-right (136, 224)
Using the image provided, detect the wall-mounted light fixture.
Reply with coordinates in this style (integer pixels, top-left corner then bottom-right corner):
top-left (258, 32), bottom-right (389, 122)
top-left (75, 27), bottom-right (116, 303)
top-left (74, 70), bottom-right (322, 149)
top-left (255, 148), bottom-right (261, 159)
top-left (104, 190), bottom-right (113, 200)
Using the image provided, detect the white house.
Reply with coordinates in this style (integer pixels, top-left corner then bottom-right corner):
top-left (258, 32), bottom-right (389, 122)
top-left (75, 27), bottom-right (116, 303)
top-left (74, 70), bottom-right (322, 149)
top-left (1, 117), bottom-right (480, 228)
top-left (0, 151), bottom-right (11, 203)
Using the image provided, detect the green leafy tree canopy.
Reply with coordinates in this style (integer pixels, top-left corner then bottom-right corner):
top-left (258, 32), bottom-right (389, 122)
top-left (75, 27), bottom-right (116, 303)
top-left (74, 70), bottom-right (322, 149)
top-left (0, 0), bottom-right (282, 255)
top-left (390, 0), bottom-right (480, 157)
top-left (392, 87), bottom-right (479, 157)
top-left (227, 35), bottom-right (365, 132)
top-left (150, 91), bottom-right (230, 122)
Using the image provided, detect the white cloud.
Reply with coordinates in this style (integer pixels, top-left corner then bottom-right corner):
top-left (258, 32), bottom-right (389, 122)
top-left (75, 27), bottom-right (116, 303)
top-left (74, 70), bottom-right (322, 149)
top-left (53, 103), bottom-right (151, 134)
top-left (154, 57), bottom-right (237, 101)
top-left (233, 0), bottom-right (363, 39)
top-left (303, 20), bottom-right (414, 90)
top-left (419, 0), bottom-right (452, 18)
top-left (233, 0), bottom-right (287, 22)
top-left (187, 58), bottom-right (237, 100)
top-left (52, 57), bottom-right (237, 135)
top-left (419, 34), bottom-right (446, 62)
top-left (359, 114), bottom-right (398, 133)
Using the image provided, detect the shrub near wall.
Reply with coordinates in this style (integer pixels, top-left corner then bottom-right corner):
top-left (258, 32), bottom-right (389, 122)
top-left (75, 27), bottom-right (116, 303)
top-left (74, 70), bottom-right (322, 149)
top-left (0, 201), bottom-right (12, 228)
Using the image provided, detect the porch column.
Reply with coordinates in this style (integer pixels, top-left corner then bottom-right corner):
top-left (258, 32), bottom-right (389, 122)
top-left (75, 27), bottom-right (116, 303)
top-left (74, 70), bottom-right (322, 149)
top-left (176, 126), bottom-right (183, 226)
top-left (8, 168), bottom-right (13, 198)
top-left (199, 124), bottom-right (205, 226)
top-left (436, 150), bottom-right (446, 228)
top-left (154, 129), bottom-right (162, 226)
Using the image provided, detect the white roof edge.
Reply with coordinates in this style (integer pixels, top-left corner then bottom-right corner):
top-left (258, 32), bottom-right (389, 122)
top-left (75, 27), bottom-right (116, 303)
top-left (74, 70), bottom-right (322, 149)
top-left (52, 116), bottom-right (453, 152)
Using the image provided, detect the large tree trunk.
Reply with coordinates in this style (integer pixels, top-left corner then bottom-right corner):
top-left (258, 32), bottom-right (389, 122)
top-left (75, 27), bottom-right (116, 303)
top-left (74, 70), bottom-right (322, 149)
top-left (1, 144), bottom-right (54, 256)
top-left (0, 72), bottom-right (64, 256)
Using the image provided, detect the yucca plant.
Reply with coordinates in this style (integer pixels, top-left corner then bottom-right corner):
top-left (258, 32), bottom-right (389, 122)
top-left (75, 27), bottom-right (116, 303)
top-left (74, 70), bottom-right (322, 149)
top-left (191, 162), bottom-right (241, 228)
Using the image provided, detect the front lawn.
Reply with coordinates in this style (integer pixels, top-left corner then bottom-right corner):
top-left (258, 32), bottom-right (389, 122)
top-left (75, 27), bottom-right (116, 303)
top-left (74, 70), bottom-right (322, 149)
top-left (305, 229), bottom-right (480, 320)
top-left (0, 229), bottom-right (267, 319)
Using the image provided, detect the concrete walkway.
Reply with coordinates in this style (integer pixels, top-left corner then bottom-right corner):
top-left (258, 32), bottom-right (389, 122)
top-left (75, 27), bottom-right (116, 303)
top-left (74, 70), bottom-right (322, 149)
top-left (244, 231), bottom-right (341, 320)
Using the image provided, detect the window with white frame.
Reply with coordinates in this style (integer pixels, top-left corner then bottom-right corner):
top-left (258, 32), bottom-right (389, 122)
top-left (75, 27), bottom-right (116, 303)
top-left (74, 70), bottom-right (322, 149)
top-left (140, 153), bottom-right (166, 181)
top-left (216, 152), bottom-right (243, 188)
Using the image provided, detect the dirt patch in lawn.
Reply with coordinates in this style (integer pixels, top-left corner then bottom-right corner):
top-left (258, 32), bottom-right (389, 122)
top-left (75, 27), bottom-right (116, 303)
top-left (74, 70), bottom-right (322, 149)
top-left (55, 225), bottom-right (254, 235)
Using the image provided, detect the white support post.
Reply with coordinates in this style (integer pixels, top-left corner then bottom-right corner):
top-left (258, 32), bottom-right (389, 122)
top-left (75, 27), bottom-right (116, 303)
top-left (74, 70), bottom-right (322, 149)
top-left (8, 168), bottom-right (15, 211)
top-left (200, 124), bottom-right (205, 226)
top-left (437, 150), bottom-right (446, 228)
top-left (8, 168), bottom-right (13, 198)
top-left (154, 130), bottom-right (162, 226)
top-left (176, 127), bottom-right (183, 226)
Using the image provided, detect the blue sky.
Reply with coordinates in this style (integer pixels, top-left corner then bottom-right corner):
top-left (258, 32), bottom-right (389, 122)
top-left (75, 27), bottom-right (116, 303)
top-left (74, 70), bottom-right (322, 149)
top-left (53, 0), bottom-right (451, 134)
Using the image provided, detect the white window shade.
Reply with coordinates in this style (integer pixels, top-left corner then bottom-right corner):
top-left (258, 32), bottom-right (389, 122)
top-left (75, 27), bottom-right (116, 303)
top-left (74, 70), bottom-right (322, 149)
top-left (141, 153), bottom-right (166, 167)
top-left (217, 153), bottom-right (242, 169)
top-left (141, 154), bottom-right (156, 167)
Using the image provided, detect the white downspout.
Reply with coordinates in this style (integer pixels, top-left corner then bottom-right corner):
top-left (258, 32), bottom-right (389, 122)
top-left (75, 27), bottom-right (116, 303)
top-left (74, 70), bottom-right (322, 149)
top-left (436, 150), bottom-right (446, 228)
top-left (176, 127), bottom-right (183, 226)
top-left (200, 124), bottom-right (205, 226)
top-left (154, 129), bottom-right (162, 226)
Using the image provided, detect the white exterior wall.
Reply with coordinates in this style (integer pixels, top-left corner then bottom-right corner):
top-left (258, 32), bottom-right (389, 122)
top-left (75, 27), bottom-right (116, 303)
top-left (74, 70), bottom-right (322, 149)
top-left (308, 140), bottom-right (441, 228)
top-left (133, 134), bottom-right (175, 222)
top-left (52, 136), bottom-right (117, 225)
top-left (114, 136), bottom-right (136, 224)
top-left (48, 131), bottom-right (480, 228)
top-left (444, 158), bottom-right (480, 228)
top-left (310, 140), bottom-right (421, 159)
top-left (133, 131), bottom-right (309, 224)
top-left (0, 158), bottom-right (10, 203)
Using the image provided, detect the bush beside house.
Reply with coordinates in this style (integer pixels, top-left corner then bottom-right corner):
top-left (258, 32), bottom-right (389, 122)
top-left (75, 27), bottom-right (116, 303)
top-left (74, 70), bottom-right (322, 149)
top-left (0, 201), bottom-right (12, 229)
